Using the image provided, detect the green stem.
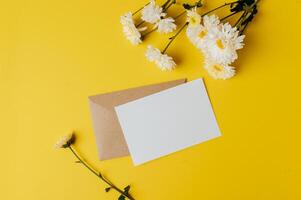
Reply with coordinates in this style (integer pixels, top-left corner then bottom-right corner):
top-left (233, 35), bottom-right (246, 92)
top-left (142, 28), bottom-right (157, 38)
top-left (200, 1), bottom-right (239, 17)
top-left (234, 10), bottom-right (247, 27)
top-left (239, 20), bottom-right (250, 35)
top-left (162, 22), bottom-right (188, 54)
top-left (136, 20), bottom-right (145, 28)
top-left (68, 146), bottom-right (134, 200)
top-left (236, 0), bottom-right (261, 33)
top-left (163, 0), bottom-right (176, 12)
top-left (220, 11), bottom-right (241, 22)
top-left (174, 10), bottom-right (186, 20)
top-left (174, 1), bottom-right (234, 20)
top-left (162, 0), bottom-right (172, 10)
top-left (171, 0), bottom-right (232, 22)
top-left (132, 2), bottom-right (150, 16)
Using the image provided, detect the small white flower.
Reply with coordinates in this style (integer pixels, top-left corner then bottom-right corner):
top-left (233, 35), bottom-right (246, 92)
top-left (186, 14), bottom-right (220, 51)
top-left (120, 12), bottom-right (147, 45)
top-left (145, 45), bottom-right (161, 62)
top-left (186, 8), bottom-right (201, 26)
top-left (54, 133), bottom-right (75, 149)
top-left (145, 45), bottom-right (176, 71)
top-left (186, 25), bottom-right (205, 50)
top-left (141, 0), bottom-right (165, 24)
top-left (203, 14), bottom-right (220, 29)
top-left (204, 58), bottom-right (235, 80)
top-left (156, 17), bottom-right (177, 33)
top-left (204, 22), bottom-right (245, 64)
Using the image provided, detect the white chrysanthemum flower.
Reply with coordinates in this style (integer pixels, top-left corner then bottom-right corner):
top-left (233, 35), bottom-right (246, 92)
top-left (204, 58), bottom-right (235, 80)
top-left (203, 14), bottom-right (220, 29)
top-left (186, 25), bottom-right (204, 49)
top-left (145, 45), bottom-right (176, 71)
top-left (186, 15), bottom-right (220, 51)
top-left (156, 17), bottom-right (177, 33)
top-left (186, 8), bottom-right (201, 26)
top-left (141, 0), bottom-right (165, 24)
top-left (204, 22), bottom-right (245, 64)
top-left (145, 45), bottom-right (161, 62)
top-left (120, 12), bottom-right (147, 45)
top-left (54, 133), bottom-right (75, 149)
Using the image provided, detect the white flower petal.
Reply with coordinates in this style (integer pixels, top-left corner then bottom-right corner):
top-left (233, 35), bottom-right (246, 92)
top-left (186, 14), bottom-right (221, 52)
top-left (120, 12), bottom-right (145, 45)
top-left (145, 45), bottom-right (161, 62)
top-left (186, 24), bottom-right (206, 50)
top-left (141, 0), bottom-right (165, 24)
top-left (203, 21), bottom-right (244, 64)
top-left (145, 45), bottom-right (176, 71)
top-left (54, 133), bottom-right (74, 149)
top-left (203, 14), bottom-right (220, 28)
top-left (204, 58), bottom-right (236, 80)
top-left (186, 8), bottom-right (201, 26)
top-left (156, 17), bottom-right (177, 33)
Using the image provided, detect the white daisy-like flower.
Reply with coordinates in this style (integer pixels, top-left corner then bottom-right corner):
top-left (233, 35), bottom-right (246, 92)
top-left (186, 14), bottom-right (220, 51)
top-left (141, 0), bottom-right (165, 24)
top-left (186, 25), bottom-right (204, 49)
top-left (145, 45), bottom-right (176, 71)
top-left (54, 133), bottom-right (75, 149)
top-left (204, 58), bottom-right (235, 80)
top-left (203, 14), bottom-right (220, 29)
top-left (120, 12), bottom-right (147, 45)
top-left (204, 22), bottom-right (245, 64)
top-left (155, 17), bottom-right (177, 33)
top-left (186, 8), bottom-right (201, 27)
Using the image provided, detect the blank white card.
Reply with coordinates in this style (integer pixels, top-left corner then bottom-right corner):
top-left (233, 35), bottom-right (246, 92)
top-left (115, 79), bottom-right (221, 165)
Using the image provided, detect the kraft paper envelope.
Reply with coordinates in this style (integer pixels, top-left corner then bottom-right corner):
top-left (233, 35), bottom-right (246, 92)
top-left (88, 79), bottom-right (186, 161)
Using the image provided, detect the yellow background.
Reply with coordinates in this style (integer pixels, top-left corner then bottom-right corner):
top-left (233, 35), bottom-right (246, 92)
top-left (1, 0), bottom-right (301, 199)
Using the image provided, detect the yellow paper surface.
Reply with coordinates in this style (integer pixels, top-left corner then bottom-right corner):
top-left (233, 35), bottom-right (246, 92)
top-left (1, 0), bottom-right (301, 199)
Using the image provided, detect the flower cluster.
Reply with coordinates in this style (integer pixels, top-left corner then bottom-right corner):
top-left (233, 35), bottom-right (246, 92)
top-left (121, 0), bottom-right (260, 80)
top-left (120, 0), bottom-right (177, 46)
top-left (120, 0), bottom-right (180, 71)
top-left (186, 10), bottom-right (244, 79)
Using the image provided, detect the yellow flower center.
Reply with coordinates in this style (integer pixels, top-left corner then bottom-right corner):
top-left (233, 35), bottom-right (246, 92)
top-left (198, 30), bottom-right (207, 38)
top-left (216, 39), bottom-right (225, 49)
top-left (189, 14), bottom-right (201, 26)
top-left (213, 64), bottom-right (223, 72)
top-left (190, 17), bottom-right (197, 26)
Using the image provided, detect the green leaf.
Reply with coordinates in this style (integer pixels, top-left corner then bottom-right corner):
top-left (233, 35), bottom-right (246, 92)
top-left (195, 1), bottom-right (203, 8)
top-left (118, 195), bottom-right (126, 200)
top-left (124, 185), bottom-right (130, 194)
top-left (105, 187), bottom-right (111, 192)
top-left (183, 3), bottom-right (192, 9)
top-left (183, 0), bottom-right (203, 10)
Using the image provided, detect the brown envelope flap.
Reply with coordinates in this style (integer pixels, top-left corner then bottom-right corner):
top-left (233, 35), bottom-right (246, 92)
top-left (89, 79), bottom-right (187, 160)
